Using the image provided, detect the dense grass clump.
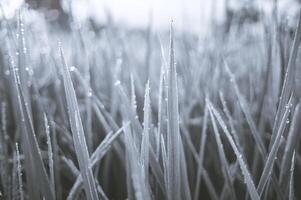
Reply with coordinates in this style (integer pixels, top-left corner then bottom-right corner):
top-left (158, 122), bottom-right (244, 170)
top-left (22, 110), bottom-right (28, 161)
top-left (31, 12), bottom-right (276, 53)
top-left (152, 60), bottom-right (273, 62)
top-left (0, 4), bottom-right (301, 200)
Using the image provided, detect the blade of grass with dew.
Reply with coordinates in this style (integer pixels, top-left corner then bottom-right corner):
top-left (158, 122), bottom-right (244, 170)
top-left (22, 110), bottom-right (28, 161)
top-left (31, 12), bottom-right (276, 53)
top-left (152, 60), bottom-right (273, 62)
top-left (141, 81), bottom-right (151, 183)
top-left (289, 151), bottom-right (295, 200)
top-left (9, 56), bottom-right (54, 200)
top-left (179, 122), bottom-right (220, 200)
top-left (257, 96), bottom-right (293, 196)
top-left (207, 101), bottom-right (237, 200)
top-left (270, 10), bottom-right (301, 149)
top-left (193, 104), bottom-right (208, 200)
top-left (160, 134), bottom-right (168, 191)
top-left (279, 103), bottom-right (301, 192)
top-left (179, 138), bottom-right (192, 200)
top-left (44, 114), bottom-right (55, 194)
top-left (115, 81), bottom-right (165, 191)
top-left (207, 101), bottom-right (260, 200)
top-left (0, 106), bottom-right (9, 199)
top-left (50, 118), bottom-right (62, 200)
top-left (15, 143), bottom-right (24, 200)
top-left (59, 46), bottom-right (99, 200)
top-left (157, 63), bottom-right (167, 160)
top-left (224, 61), bottom-right (266, 158)
top-left (130, 73), bottom-right (138, 117)
top-left (166, 21), bottom-right (181, 200)
top-left (219, 91), bottom-right (240, 147)
top-left (224, 61), bottom-right (285, 199)
top-left (124, 122), bottom-right (151, 200)
top-left (67, 123), bottom-right (129, 199)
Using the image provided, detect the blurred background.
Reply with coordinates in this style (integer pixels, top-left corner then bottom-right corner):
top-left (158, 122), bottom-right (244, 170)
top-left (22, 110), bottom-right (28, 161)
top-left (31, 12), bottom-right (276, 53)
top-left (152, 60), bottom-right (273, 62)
top-left (1, 0), bottom-right (300, 34)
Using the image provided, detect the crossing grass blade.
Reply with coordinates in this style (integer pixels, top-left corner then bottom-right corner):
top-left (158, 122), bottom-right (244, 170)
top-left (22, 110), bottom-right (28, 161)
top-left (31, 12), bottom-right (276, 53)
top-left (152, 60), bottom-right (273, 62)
top-left (193, 103), bottom-right (208, 200)
top-left (59, 46), bottom-right (99, 200)
top-left (207, 100), bottom-right (260, 200)
top-left (67, 123), bottom-right (129, 200)
top-left (257, 96), bottom-right (293, 196)
top-left (207, 100), bottom-right (237, 200)
top-left (279, 103), bottom-right (301, 193)
top-left (270, 10), bottom-right (301, 149)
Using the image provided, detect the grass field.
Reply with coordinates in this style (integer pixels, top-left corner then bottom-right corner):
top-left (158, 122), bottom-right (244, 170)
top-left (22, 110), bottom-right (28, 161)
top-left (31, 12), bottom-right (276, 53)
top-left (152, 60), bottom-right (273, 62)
top-left (0, 3), bottom-right (301, 200)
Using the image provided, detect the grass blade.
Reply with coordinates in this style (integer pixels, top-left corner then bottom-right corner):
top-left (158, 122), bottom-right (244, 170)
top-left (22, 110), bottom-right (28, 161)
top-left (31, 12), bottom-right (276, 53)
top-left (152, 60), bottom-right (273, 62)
top-left (289, 151), bottom-right (295, 200)
top-left (270, 10), bottom-right (301, 149)
top-left (166, 21), bottom-right (181, 200)
top-left (59, 46), bottom-right (99, 200)
top-left (207, 100), bottom-right (260, 200)
top-left (257, 96), bottom-right (293, 196)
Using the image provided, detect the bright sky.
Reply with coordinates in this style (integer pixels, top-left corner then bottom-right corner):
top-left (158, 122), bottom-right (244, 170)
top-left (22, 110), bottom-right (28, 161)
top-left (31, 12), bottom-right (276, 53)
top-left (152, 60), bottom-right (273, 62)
top-left (2, 0), bottom-right (299, 33)
top-left (2, 0), bottom-right (227, 33)
top-left (74, 0), bottom-right (226, 33)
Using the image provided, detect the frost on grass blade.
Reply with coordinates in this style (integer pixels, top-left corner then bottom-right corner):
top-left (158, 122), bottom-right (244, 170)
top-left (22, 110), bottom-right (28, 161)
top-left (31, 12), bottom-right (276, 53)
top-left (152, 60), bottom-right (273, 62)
top-left (257, 97), bottom-right (293, 196)
top-left (271, 10), bottom-right (301, 149)
top-left (207, 100), bottom-right (260, 200)
top-left (67, 123), bottom-right (129, 200)
top-left (166, 21), bottom-right (181, 200)
top-left (141, 81), bottom-right (151, 183)
top-left (289, 151), bottom-right (296, 200)
top-left (279, 103), bottom-right (301, 192)
top-left (9, 56), bottom-right (54, 200)
top-left (59, 46), bottom-right (99, 200)
top-left (193, 104), bottom-right (208, 200)
top-left (44, 114), bottom-right (55, 194)
top-left (115, 81), bottom-right (165, 192)
top-left (124, 122), bottom-right (151, 200)
top-left (15, 143), bottom-right (24, 200)
top-left (207, 101), bottom-right (237, 200)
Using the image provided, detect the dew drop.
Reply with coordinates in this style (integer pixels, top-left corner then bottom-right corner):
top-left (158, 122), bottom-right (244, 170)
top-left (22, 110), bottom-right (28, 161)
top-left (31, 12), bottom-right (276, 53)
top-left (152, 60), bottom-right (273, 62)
top-left (69, 66), bottom-right (76, 72)
top-left (114, 80), bottom-right (121, 86)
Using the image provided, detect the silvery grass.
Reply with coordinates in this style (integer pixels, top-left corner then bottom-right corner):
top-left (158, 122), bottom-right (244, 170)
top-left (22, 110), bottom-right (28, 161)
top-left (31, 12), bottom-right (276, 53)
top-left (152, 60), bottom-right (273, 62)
top-left (0, 5), bottom-right (301, 200)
